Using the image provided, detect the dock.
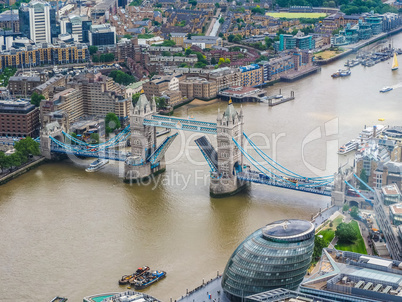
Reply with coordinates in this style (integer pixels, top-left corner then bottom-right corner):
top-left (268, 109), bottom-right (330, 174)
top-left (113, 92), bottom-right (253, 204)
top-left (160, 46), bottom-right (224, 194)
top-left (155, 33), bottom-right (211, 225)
top-left (264, 91), bottom-right (295, 107)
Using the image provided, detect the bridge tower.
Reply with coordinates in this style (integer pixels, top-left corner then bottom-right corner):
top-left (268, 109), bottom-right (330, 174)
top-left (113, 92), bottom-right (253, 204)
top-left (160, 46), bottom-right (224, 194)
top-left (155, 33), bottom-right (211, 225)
top-left (331, 166), bottom-right (354, 207)
top-left (40, 121), bottom-right (66, 159)
top-left (210, 100), bottom-right (248, 197)
top-left (124, 93), bottom-right (163, 181)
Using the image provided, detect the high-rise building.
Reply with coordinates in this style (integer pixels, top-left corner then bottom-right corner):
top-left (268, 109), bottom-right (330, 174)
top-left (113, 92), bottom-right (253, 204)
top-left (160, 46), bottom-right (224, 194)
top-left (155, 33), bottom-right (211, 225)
top-left (88, 24), bottom-right (116, 46)
top-left (28, 1), bottom-right (52, 44)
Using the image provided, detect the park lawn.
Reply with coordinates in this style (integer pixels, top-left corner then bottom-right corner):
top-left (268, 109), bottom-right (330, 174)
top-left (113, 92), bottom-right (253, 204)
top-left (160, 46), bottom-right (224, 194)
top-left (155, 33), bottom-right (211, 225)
top-left (314, 50), bottom-right (345, 60)
top-left (265, 12), bottom-right (326, 19)
top-left (318, 229), bottom-right (335, 243)
top-left (335, 221), bottom-right (367, 254)
top-left (332, 215), bottom-right (343, 228)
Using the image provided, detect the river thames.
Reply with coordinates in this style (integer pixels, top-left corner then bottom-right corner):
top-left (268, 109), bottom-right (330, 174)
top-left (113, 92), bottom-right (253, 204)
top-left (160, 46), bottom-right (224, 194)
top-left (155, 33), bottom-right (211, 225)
top-left (1, 36), bottom-right (402, 301)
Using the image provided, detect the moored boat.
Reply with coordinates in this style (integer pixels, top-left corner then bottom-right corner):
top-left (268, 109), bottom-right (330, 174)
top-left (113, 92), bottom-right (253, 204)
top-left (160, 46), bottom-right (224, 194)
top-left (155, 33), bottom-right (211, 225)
top-left (132, 270), bottom-right (166, 290)
top-left (338, 139), bottom-right (358, 155)
top-left (119, 266), bottom-right (150, 285)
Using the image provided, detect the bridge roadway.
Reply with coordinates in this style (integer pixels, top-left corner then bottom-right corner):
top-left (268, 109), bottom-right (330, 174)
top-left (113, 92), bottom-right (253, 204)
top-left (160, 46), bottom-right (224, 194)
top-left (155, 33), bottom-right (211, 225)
top-left (237, 171), bottom-right (332, 196)
top-left (50, 143), bottom-right (129, 161)
top-left (143, 115), bottom-right (217, 134)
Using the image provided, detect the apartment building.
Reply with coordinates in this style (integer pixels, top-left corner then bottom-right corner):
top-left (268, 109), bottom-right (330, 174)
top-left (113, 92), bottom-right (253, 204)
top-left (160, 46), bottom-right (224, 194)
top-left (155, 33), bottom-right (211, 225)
top-left (8, 71), bottom-right (48, 97)
top-left (179, 77), bottom-right (217, 100)
top-left (239, 64), bottom-right (263, 87)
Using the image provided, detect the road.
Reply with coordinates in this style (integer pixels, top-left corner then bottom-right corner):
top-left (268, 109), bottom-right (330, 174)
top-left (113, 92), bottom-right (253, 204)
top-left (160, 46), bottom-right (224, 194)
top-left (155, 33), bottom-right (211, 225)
top-left (206, 9), bottom-right (221, 36)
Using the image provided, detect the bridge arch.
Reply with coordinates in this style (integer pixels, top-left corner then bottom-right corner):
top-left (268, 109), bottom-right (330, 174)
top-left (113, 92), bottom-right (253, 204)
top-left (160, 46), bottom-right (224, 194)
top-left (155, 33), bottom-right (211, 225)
top-left (349, 200), bottom-right (359, 208)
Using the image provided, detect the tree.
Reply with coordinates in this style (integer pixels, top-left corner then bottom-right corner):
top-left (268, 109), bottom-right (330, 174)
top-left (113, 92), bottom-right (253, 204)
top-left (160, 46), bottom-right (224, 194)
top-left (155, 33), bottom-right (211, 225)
top-left (162, 51), bottom-right (171, 56)
top-left (313, 235), bottom-right (327, 261)
top-left (194, 62), bottom-right (207, 68)
top-left (109, 70), bottom-right (136, 86)
top-left (233, 34), bottom-right (242, 43)
top-left (105, 112), bottom-right (121, 136)
top-left (0, 151), bottom-right (10, 173)
top-left (123, 34), bottom-right (133, 39)
top-left (31, 92), bottom-right (45, 107)
top-left (8, 152), bottom-right (21, 169)
top-left (215, 2), bottom-right (220, 7)
top-left (89, 45), bottom-right (98, 55)
top-left (132, 92), bottom-right (141, 106)
top-left (211, 57), bottom-right (217, 65)
top-left (14, 137), bottom-right (40, 157)
top-left (342, 203), bottom-right (350, 212)
top-left (155, 97), bottom-right (167, 109)
top-left (350, 206), bottom-right (360, 219)
top-left (90, 133), bottom-right (99, 144)
top-left (224, 58), bottom-right (231, 64)
top-left (335, 222), bottom-right (358, 243)
top-left (219, 17), bottom-right (225, 24)
top-left (228, 34), bottom-right (235, 42)
top-left (218, 57), bottom-right (225, 65)
top-left (185, 48), bottom-right (193, 56)
top-left (359, 169), bottom-right (368, 189)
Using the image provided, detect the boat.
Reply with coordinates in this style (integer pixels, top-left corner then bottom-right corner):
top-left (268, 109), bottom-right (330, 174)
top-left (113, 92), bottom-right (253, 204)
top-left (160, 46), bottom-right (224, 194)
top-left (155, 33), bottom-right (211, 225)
top-left (338, 139), bottom-right (358, 155)
top-left (119, 266), bottom-right (150, 285)
top-left (331, 70), bottom-right (340, 78)
top-left (344, 59), bottom-right (360, 67)
top-left (392, 52), bottom-right (398, 71)
top-left (339, 68), bottom-right (351, 77)
top-left (357, 125), bottom-right (388, 142)
top-left (332, 69), bottom-right (350, 78)
top-left (378, 118), bottom-right (385, 121)
top-left (380, 87), bottom-right (393, 93)
top-left (85, 159), bottom-right (109, 172)
top-left (132, 270), bottom-right (166, 290)
top-left (49, 297), bottom-right (67, 302)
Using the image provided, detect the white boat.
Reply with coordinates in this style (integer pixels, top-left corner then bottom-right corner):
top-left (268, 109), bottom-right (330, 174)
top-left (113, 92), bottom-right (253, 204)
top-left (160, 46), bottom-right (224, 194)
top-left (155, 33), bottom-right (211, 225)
top-left (338, 139), bottom-right (358, 154)
top-left (380, 87), bottom-right (393, 93)
top-left (85, 159), bottom-right (109, 172)
top-left (358, 125), bottom-right (388, 142)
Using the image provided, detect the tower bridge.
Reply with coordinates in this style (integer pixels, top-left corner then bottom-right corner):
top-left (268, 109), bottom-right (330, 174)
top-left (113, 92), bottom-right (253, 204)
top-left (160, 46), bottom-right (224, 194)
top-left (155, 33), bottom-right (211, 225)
top-left (38, 92), bottom-right (368, 200)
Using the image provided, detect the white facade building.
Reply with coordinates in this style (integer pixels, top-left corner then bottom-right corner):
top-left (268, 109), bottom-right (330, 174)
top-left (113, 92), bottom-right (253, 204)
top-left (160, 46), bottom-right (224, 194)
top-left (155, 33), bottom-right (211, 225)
top-left (29, 1), bottom-right (51, 44)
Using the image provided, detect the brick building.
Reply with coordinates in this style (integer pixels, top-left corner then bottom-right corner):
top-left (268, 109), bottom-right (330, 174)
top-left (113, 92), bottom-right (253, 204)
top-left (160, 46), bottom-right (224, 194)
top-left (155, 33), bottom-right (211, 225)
top-left (0, 99), bottom-right (40, 137)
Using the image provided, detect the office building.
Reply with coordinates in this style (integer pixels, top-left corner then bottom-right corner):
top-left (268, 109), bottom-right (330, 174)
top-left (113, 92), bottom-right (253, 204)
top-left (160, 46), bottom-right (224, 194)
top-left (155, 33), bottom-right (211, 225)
top-left (89, 24), bottom-right (116, 46)
top-left (221, 219), bottom-right (315, 301)
top-left (28, 1), bottom-right (52, 43)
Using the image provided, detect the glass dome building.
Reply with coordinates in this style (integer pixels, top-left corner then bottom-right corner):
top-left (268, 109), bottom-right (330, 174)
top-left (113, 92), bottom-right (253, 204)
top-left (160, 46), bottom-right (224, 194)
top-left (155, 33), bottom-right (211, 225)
top-left (221, 219), bottom-right (315, 301)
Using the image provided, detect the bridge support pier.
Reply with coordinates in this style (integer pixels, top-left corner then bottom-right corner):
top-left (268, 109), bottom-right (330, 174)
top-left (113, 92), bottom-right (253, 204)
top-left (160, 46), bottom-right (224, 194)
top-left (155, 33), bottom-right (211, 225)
top-left (210, 176), bottom-right (248, 198)
top-left (40, 121), bottom-right (65, 160)
top-left (124, 159), bottom-right (166, 183)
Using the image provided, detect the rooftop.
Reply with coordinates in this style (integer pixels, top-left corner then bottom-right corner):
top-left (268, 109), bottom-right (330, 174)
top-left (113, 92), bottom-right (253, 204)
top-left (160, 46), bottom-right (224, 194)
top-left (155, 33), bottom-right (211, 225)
top-left (262, 219), bottom-right (314, 240)
top-left (383, 183), bottom-right (401, 196)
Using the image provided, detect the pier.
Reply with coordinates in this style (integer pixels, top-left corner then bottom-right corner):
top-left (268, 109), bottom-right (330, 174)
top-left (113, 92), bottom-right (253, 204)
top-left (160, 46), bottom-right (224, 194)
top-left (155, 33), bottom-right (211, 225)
top-left (265, 90), bottom-right (295, 106)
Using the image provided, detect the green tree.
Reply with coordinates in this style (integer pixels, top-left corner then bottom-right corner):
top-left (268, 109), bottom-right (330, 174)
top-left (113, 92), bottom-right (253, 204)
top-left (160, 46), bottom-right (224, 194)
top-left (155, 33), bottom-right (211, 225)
top-left (14, 137), bottom-right (40, 157)
top-left (342, 203), bottom-right (350, 212)
top-left (313, 235), bottom-right (327, 261)
top-left (228, 34), bottom-right (235, 42)
top-left (89, 45), bottom-right (98, 55)
top-left (185, 48), bottom-right (193, 56)
top-left (359, 169), bottom-right (368, 190)
top-left (335, 222), bottom-right (358, 243)
top-left (155, 96), bottom-right (167, 109)
top-left (105, 113), bottom-right (121, 136)
top-left (350, 206), bottom-right (360, 219)
top-left (30, 92), bottom-right (45, 107)
top-left (233, 34), bottom-right (242, 43)
top-left (219, 17), bottom-right (225, 24)
top-left (123, 34), bottom-right (133, 39)
top-left (90, 133), bottom-right (100, 144)
top-left (8, 152), bottom-right (21, 169)
top-left (194, 62), bottom-right (207, 68)
top-left (211, 57), bottom-right (217, 65)
top-left (109, 70), bottom-right (135, 86)
top-left (132, 92), bottom-right (141, 106)
top-left (215, 2), bottom-right (220, 7)
top-left (162, 51), bottom-right (171, 56)
top-left (0, 151), bottom-right (10, 173)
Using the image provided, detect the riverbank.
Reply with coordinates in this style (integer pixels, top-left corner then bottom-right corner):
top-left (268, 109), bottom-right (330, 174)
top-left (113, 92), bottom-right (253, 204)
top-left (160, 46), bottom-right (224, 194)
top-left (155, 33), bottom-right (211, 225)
top-left (314, 26), bottom-right (402, 65)
top-left (0, 157), bottom-right (45, 185)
